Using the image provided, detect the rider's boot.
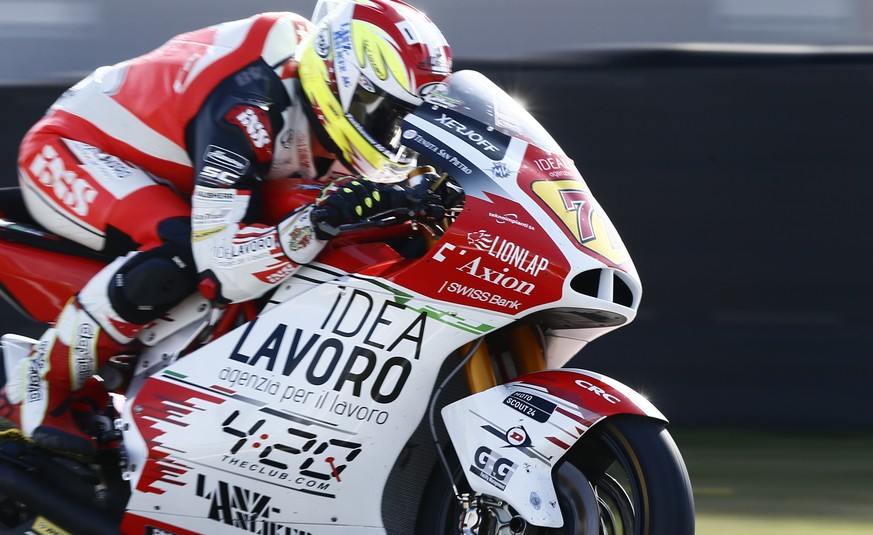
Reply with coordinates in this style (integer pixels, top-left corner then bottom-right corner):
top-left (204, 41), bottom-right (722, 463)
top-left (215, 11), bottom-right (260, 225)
top-left (15, 262), bottom-right (145, 460)
top-left (0, 334), bottom-right (33, 434)
top-left (0, 386), bottom-right (22, 438)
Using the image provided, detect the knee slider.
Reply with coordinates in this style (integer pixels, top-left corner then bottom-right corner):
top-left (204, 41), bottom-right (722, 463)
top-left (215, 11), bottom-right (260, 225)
top-left (108, 243), bottom-right (197, 325)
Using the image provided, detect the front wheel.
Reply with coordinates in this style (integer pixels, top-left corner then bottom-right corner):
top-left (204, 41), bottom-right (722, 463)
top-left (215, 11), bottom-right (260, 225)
top-left (417, 416), bottom-right (694, 534)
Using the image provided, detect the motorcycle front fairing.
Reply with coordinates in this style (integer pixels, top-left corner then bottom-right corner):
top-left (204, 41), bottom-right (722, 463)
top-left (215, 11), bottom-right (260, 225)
top-left (397, 70), bottom-right (641, 342)
top-left (400, 71), bottom-right (656, 528)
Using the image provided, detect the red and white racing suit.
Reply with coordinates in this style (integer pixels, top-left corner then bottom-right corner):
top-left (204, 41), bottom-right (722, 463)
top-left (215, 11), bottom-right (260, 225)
top-left (12, 13), bottom-right (350, 439)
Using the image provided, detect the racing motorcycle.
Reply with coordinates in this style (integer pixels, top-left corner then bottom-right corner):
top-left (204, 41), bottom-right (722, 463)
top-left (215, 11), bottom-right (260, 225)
top-left (0, 70), bottom-right (694, 534)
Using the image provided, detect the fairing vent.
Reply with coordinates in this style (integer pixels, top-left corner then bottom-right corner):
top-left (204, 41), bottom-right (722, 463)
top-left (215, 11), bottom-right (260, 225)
top-left (613, 273), bottom-right (634, 307)
top-left (570, 269), bottom-right (635, 308)
top-left (570, 268), bottom-right (600, 298)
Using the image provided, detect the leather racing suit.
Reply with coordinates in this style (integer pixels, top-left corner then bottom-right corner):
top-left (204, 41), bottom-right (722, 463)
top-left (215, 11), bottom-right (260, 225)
top-left (11, 12), bottom-right (350, 456)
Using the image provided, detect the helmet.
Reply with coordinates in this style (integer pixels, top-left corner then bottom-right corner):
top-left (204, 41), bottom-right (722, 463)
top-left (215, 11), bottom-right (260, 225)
top-left (298, 0), bottom-right (452, 181)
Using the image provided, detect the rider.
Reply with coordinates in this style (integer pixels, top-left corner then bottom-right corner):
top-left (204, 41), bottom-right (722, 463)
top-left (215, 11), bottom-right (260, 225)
top-left (1, 0), bottom-right (451, 459)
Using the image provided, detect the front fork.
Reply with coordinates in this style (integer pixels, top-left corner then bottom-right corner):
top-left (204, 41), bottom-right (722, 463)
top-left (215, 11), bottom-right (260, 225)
top-left (463, 324), bottom-right (545, 395)
top-left (452, 325), bottom-right (549, 533)
top-left (458, 494), bottom-right (529, 535)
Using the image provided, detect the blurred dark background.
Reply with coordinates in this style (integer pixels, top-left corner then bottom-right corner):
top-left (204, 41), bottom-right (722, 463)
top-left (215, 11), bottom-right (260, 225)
top-left (473, 52), bottom-right (873, 431)
top-left (1, 50), bottom-right (870, 430)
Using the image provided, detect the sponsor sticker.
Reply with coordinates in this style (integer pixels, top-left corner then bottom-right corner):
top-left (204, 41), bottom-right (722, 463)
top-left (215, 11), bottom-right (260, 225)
top-left (470, 446), bottom-right (517, 491)
top-left (287, 225), bottom-right (313, 252)
top-left (26, 340), bottom-right (50, 403)
top-left (314, 25), bottom-right (331, 58)
top-left (503, 391), bottom-right (556, 422)
top-left (147, 527), bottom-right (180, 535)
top-left (204, 145), bottom-right (250, 174)
top-left (432, 239), bottom-right (540, 298)
top-left (505, 425), bottom-right (531, 447)
top-left (211, 234), bottom-right (278, 264)
top-left (433, 113), bottom-right (502, 154)
top-left (28, 144), bottom-right (98, 217)
top-left (225, 105), bottom-right (273, 162)
top-left (534, 154), bottom-right (576, 179)
top-left (228, 289), bottom-right (427, 402)
top-left (195, 187), bottom-right (236, 202)
top-left (418, 106), bottom-right (509, 160)
top-left (196, 475), bottom-right (315, 534)
top-left (31, 516), bottom-right (71, 535)
top-left (490, 212), bottom-right (536, 231)
top-left (198, 165), bottom-right (241, 187)
top-left (401, 128), bottom-right (475, 175)
top-left (72, 322), bottom-right (96, 389)
top-left (191, 226), bottom-right (226, 243)
top-left (334, 22), bottom-right (353, 89)
top-left (234, 65), bottom-right (265, 87)
top-left (66, 139), bottom-right (135, 181)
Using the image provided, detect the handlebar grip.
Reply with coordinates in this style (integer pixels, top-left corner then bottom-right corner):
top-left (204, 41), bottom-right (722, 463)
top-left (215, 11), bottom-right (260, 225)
top-left (309, 207), bottom-right (332, 224)
top-left (309, 207), bottom-right (341, 239)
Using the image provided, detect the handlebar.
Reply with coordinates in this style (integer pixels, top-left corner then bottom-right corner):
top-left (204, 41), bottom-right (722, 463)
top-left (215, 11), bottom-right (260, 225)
top-left (310, 206), bottom-right (429, 238)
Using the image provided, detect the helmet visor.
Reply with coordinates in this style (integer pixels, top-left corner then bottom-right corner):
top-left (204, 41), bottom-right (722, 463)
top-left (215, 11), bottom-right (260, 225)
top-left (347, 80), bottom-right (418, 168)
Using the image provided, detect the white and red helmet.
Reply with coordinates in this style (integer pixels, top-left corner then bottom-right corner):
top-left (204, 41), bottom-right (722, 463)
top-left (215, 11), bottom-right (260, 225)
top-left (298, 0), bottom-right (452, 181)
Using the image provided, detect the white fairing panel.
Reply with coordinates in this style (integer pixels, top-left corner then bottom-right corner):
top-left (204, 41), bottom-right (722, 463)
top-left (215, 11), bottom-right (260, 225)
top-left (441, 382), bottom-right (587, 527)
top-left (441, 370), bottom-right (665, 528)
top-left (120, 276), bottom-right (501, 533)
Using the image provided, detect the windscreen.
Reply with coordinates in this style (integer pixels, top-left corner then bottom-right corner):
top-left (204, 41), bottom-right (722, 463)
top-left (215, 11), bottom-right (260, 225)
top-left (421, 70), bottom-right (563, 153)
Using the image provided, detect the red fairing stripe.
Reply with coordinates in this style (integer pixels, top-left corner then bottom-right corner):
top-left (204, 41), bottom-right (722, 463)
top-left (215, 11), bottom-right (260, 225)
top-left (132, 379), bottom-right (225, 495)
top-left (516, 370), bottom-right (661, 420)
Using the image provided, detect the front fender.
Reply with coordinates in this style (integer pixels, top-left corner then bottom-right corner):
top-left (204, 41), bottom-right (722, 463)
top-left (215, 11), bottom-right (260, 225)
top-left (441, 369), bottom-right (666, 528)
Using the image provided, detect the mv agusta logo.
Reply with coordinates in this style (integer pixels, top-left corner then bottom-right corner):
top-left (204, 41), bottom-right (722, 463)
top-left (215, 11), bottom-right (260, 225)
top-left (432, 230), bottom-right (550, 311)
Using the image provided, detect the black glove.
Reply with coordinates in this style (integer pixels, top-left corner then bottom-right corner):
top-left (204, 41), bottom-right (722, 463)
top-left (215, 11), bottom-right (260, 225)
top-left (314, 177), bottom-right (394, 227)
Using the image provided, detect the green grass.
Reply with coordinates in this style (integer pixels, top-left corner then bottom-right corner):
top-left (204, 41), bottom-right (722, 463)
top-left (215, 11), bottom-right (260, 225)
top-left (673, 430), bottom-right (873, 535)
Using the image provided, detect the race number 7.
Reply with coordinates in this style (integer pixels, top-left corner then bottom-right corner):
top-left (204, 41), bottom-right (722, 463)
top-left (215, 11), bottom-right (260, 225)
top-left (557, 188), bottom-right (595, 242)
top-left (530, 179), bottom-right (630, 266)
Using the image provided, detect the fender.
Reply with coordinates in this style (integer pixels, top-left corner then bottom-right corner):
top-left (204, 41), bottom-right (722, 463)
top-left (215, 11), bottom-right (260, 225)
top-left (441, 368), bottom-right (666, 528)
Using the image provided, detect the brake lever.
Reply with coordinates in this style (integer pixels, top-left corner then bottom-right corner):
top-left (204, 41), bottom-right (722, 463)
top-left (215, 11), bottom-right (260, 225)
top-left (311, 203), bottom-right (445, 238)
top-left (311, 207), bottom-right (413, 238)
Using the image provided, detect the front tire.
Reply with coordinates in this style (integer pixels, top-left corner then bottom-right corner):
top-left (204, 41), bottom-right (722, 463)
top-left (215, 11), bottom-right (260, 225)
top-left (417, 416), bottom-right (694, 534)
top-left (569, 416), bottom-right (695, 534)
